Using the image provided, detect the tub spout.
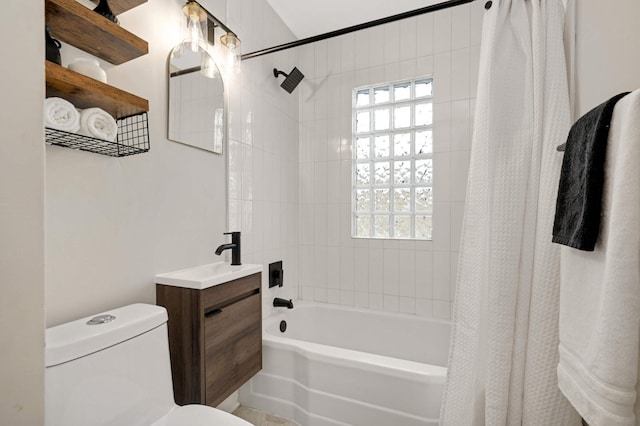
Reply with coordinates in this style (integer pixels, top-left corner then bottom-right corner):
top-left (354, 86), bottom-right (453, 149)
top-left (273, 297), bottom-right (294, 309)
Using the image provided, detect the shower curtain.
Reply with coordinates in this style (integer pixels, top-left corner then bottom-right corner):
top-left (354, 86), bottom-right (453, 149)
top-left (440, 0), bottom-right (580, 425)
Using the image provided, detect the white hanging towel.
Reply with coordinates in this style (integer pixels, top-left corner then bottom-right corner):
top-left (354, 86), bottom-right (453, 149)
top-left (557, 88), bottom-right (640, 426)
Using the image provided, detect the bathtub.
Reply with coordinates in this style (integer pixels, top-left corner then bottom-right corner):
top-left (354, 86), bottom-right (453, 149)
top-left (239, 301), bottom-right (451, 426)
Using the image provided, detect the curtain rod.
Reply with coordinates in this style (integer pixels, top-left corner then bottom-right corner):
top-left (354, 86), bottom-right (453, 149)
top-left (241, 0), bottom-right (475, 60)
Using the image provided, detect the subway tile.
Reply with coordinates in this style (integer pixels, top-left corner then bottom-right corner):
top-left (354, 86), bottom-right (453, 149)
top-left (432, 201), bottom-right (451, 251)
top-left (451, 201), bottom-right (465, 252)
top-left (341, 291), bottom-right (355, 306)
top-left (327, 118), bottom-right (342, 162)
top-left (314, 287), bottom-right (328, 303)
top-left (417, 55), bottom-right (434, 77)
top-left (434, 52), bottom-right (452, 102)
top-left (416, 13), bottom-right (434, 57)
top-left (451, 151), bottom-right (470, 202)
top-left (314, 204), bottom-right (328, 247)
top-left (314, 245), bottom-right (328, 288)
top-left (327, 204), bottom-right (341, 247)
top-left (415, 298), bottom-right (434, 318)
top-left (354, 247), bottom-right (369, 293)
top-left (469, 0), bottom-right (485, 47)
top-left (399, 59), bottom-right (417, 80)
top-left (327, 37), bottom-right (342, 76)
top-left (451, 99), bottom-right (471, 151)
top-left (327, 161), bottom-right (341, 204)
top-left (433, 300), bottom-right (451, 320)
top-left (328, 288), bottom-right (341, 304)
top-left (433, 9), bottom-right (452, 53)
top-left (300, 245), bottom-right (314, 287)
top-left (354, 30), bottom-right (370, 70)
top-left (341, 33), bottom-right (355, 73)
top-left (355, 291), bottom-right (369, 308)
top-left (383, 295), bottom-right (400, 312)
top-left (368, 26), bottom-right (385, 68)
top-left (242, 144), bottom-right (253, 201)
top-left (470, 45), bottom-right (481, 97)
top-left (433, 251), bottom-right (451, 301)
top-left (450, 251), bottom-right (459, 301)
top-left (415, 250), bottom-right (434, 299)
top-left (383, 21), bottom-right (400, 64)
top-left (383, 249), bottom-right (400, 295)
top-left (340, 246), bottom-right (355, 291)
top-left (451, 48), bottom-right (470, 101)
top-left (399, 250), bottom-right (416, 298)
top-left (300, 44), bottom-right (316, 80)
top-left (384, 61), bottom-right (400, 82)
top-left (369, 293), bottom-right (384, 310)
top-left (399, 297), bottom-right (416, 314)
top-left (301, 286), bottom-right (314, 301)
top-left (313, 119), bottom-right (328, 161)
top-left (327, 74), bottom-right (342, 120)
top-left (451, 4), bottom-right (471, 50)
top-left (327, 249), bottom-right (341, 289)
top-left (434, 151), bottom-right (451, 203)
top-left (399, 17), bottom-right (417, 61)
top-left (315, 40), bottom-right (328, 79)
top-left (433, 101), bottom-right (452, 153)
top-left (314, 79), bottom-right (329, 121)
top-left (369, 248), bottom-right (384, 294)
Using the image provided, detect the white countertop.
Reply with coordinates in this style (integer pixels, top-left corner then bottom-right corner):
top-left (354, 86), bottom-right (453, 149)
top-left (155, 262), bottom-right (262, 290)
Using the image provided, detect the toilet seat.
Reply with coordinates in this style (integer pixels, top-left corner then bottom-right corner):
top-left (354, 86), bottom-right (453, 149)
top-left (152, 404), bottom-right (252, 426)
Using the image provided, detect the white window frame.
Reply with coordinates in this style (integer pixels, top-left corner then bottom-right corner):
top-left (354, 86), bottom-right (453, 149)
top-left (351, 77), bottom-right (434, 240)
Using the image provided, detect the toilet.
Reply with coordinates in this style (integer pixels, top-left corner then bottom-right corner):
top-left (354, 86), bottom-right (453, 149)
top-left (45, 303), bottom-right (252, 426)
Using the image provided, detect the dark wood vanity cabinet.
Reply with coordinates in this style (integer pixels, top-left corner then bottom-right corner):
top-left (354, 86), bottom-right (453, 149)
top-left (156, 273), bottom-right (262, 407)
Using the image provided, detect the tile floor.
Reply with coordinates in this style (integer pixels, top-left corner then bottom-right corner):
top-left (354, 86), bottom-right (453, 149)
top-left (232, 406), bottom-right (299, 426)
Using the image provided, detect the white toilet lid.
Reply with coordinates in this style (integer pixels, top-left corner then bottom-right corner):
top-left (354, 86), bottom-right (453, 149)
top-left (153, 404), bottom-right (252, 426)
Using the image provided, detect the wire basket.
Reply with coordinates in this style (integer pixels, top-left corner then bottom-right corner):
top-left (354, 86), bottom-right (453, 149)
top-left (45, 112), bottom-right (150, 157)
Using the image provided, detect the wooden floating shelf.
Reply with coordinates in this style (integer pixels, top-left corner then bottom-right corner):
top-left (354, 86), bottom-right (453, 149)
top-left (90, 0), bottom-right (147, 16)
top-left (45, 0), bottom-right (148, 65)
top-left (45, 61), bottom-right (148, 119)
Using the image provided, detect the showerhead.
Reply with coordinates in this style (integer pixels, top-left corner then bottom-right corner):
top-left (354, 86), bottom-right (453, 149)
top-left (273, 67), bottom-right (305, 93)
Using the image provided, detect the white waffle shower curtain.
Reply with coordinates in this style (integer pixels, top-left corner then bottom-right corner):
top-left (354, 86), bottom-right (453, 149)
top-left (440, 0), bottom-right (580, 424)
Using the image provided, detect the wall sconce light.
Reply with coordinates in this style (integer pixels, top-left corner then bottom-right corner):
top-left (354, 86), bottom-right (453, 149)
top-left (220, 32), bottom-right (241, 74)
top-left (182, 1), bottom-right (207, 53)
top-left (181, 1), bottom-right (242, 74)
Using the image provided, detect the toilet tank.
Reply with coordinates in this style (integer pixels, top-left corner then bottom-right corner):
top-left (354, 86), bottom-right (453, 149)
top-left (45, 304), bottom-right (176, 426)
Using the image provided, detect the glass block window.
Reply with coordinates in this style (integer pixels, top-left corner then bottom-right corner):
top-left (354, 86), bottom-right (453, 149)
top-left (352, 77), bottom-right (434, 239)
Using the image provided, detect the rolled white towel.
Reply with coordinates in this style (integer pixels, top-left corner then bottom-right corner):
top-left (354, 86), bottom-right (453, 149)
top-left (78, 108), bottom-right (118, 141)
top-left (44, 97), bottom-right (80, 132)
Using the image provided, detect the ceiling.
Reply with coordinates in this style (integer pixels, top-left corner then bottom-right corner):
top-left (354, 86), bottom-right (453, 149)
top-left (265, 0), bottom-right (445, 39)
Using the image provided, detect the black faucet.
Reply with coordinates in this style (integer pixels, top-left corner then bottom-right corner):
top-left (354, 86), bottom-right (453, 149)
top-left (273, 298), bottom-right (294, 309)
top-left (215, 232), bottom-right (241, 265)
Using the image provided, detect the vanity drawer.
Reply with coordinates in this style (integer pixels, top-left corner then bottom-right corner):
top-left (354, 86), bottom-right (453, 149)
top-left (204, 292), bottom-right (262, 406)
top-left (201, 273), bottom-right (261, 314)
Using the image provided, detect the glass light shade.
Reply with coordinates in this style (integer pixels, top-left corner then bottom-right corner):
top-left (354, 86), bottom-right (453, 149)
top-left (221, 33), bottom-right (241, 74)
top-left (182, 2), bottom-right (207, 52)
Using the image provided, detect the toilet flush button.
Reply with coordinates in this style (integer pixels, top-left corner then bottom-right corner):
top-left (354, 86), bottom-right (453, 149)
top-left (87, 314), bottom-right (116, 325)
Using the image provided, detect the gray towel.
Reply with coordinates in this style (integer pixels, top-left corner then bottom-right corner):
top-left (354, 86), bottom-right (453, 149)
top-left (552, 92), bottom-right (629, 251)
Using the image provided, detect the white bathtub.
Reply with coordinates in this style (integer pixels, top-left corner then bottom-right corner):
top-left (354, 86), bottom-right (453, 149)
top-left (239, 301), bottom-right (451, 426)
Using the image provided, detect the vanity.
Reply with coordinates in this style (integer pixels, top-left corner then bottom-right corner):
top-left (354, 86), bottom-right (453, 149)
top-left (155, 263), bottom-right (262, 407)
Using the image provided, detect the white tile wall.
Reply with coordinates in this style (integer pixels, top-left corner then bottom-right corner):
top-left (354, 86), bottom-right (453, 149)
top-left (297, 3), bottom-right (482, 320)
top-left (227, 0), bottom-right (300, 318)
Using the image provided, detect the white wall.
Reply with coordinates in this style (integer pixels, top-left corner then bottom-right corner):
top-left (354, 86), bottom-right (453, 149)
top-left (46, 0), bottom-right (227, 326)
top-left (225, 0), bottom-right (301, 317)
top-left (0, 0), bottom-right (45, 424)
top-left (575, 0), bottom-right (640, 115)
top-left (297, 1), bottom-right (483, 319)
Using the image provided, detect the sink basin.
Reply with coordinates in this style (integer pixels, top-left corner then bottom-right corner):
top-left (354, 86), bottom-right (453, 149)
top-left (155, 262), bottom-right (262, 290)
